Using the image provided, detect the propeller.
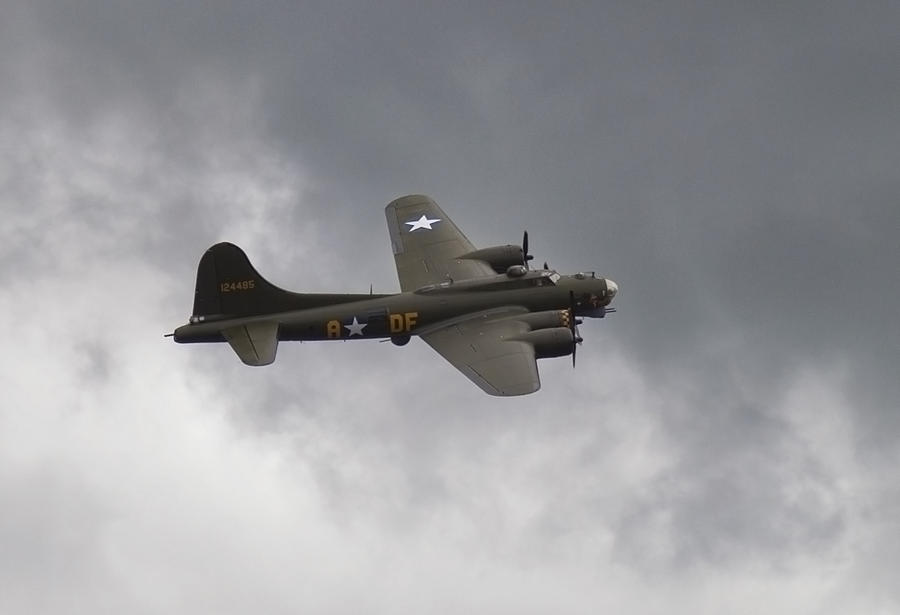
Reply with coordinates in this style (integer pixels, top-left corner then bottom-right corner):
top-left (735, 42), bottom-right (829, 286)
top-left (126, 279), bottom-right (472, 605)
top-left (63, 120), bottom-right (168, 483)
top-left (522, 231), bottom-right (534, 267)
top-left (569, 291), bottom-right (584, 367)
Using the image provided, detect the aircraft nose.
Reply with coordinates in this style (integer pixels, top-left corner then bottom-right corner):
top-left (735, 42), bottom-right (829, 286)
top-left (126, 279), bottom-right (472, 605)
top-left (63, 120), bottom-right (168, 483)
top-left (606, 279), bottom-right (618, 298)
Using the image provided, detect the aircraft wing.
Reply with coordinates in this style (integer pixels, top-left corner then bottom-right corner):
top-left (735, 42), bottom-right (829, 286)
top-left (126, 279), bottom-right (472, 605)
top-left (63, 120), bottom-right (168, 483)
top-left (385, 194), bottom-right (496, 291)
top-left (421, 309), bottom-right (541, 396)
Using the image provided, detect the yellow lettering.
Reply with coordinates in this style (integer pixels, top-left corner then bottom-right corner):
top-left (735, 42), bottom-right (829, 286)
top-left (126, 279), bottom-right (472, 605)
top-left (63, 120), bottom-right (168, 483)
top-left (390, 313), bottom-right (404, 333)
top-left (219, 280), bottom-right (256, 292)
top-left (326, 320), bottom-right (341, 338)
top-left (404, 312), bottom-right (418, 331)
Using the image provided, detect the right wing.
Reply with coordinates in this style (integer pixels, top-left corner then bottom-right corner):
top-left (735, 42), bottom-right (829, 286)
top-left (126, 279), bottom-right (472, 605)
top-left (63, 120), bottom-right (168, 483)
top-left (385, 194), bottom-right (495, 292)
top-left (421, 309), bottom-right (541, 396)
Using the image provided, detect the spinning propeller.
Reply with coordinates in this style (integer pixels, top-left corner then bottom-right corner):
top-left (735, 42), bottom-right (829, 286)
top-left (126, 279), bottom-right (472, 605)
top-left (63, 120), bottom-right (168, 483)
top-left (523, 232), bottom-right (584, 366)
top-left (568, 291), bottom-right (584, 367)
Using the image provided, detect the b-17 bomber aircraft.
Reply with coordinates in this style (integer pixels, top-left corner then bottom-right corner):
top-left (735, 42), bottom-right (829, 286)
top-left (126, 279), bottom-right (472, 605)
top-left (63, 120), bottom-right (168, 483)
top-left (171, 195), bottom-right (618, 396)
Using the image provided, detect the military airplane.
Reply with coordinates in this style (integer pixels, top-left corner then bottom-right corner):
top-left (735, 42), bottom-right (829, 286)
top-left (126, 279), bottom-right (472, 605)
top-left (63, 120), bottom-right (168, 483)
top-left (171, 195), bottom-right (617, 396)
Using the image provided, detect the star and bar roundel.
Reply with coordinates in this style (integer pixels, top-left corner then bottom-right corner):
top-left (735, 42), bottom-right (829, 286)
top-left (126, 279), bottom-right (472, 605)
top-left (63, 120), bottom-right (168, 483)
top-left (325, 312), bottom-right (419, 339)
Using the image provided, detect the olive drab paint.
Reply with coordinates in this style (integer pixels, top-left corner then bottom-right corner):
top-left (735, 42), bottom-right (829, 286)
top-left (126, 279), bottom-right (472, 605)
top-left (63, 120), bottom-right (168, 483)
top-left (172, 195), bottom-right (618, 396)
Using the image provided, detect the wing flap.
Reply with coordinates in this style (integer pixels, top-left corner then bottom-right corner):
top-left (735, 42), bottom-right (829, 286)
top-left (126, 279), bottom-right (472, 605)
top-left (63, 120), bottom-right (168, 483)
top-left (222, 321), bottom-right (279, 366)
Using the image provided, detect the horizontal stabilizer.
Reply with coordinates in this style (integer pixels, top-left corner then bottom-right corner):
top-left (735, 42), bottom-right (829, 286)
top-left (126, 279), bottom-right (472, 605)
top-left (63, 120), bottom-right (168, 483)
top-left (222, 321), bottom-right (279, 366)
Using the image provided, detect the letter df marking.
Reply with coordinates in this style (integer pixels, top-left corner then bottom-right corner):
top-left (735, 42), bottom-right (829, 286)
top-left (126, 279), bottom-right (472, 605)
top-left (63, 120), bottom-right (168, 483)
top-left (390, 312), bottom-right (419, 333)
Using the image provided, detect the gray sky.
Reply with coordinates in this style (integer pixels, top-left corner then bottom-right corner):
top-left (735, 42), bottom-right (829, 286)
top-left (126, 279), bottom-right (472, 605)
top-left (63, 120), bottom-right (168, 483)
top-left (2, 2), bottom-right (898, 613)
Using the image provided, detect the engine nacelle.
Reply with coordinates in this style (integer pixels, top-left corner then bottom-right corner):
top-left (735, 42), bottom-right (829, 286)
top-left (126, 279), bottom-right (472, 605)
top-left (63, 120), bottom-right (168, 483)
top-left (513, 327), bottom-right (575, 359)
top-left (458, 244), bottom-right (525, 273)
top-left (515, 309), bottom-right (572, 330)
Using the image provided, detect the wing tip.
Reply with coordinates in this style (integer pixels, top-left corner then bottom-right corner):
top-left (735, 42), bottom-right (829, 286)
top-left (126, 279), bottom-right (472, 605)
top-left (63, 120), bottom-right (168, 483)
top-left (465, 365), bottom-right (541, 397)
top-left (492, 382), bottom-right (541, 397)
top-left (385, 194), bottom-right (435, 213)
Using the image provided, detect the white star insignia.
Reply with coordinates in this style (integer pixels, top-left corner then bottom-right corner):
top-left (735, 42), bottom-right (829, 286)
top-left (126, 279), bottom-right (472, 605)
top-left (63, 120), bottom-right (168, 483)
top-left (344, 316), bottom-right (367, 337)
top-left (405, 214), bottom-right (441, 231)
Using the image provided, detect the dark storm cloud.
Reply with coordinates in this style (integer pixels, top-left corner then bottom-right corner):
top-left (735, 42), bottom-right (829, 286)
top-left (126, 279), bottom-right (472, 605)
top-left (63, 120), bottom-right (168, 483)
top-left (2, 1), bottom-right (899, 613)
top-left (19, 0), bottom-right (892, 395)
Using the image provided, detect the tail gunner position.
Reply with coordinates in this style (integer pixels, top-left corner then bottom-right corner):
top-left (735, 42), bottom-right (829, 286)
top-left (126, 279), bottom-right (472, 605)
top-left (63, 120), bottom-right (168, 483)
top-left (171, 195), bottom-right (618, 396)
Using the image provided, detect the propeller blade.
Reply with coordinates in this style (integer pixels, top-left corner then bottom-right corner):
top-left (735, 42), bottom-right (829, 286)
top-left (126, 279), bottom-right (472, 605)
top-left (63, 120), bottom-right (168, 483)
top-left (522, 230), bottom-right (534, 267)
top-left (569, 290), bottom-right (578, 368)
top-left (573, 322), bottom-right (584, 368)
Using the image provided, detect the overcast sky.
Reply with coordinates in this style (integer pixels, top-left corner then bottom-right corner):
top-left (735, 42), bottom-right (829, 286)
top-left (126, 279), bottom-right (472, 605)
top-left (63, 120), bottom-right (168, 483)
top-left (1, 2), bottom-right (898, 613)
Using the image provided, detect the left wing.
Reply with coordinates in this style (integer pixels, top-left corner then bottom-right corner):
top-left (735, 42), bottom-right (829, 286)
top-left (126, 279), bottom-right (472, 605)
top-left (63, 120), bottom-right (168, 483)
top-left (385, 195), bottom-right (495, 292)
top-left (421, 309), bottom-right (541, 396)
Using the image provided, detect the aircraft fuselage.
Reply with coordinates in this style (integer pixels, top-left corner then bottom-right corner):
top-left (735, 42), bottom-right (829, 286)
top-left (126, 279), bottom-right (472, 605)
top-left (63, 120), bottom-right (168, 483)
top-left (173, 273), bottom-right (614, 345)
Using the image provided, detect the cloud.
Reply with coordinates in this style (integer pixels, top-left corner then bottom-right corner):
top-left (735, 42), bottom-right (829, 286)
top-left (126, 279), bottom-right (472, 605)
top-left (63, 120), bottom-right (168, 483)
top-left (1, 2), bottom-right (898, 613)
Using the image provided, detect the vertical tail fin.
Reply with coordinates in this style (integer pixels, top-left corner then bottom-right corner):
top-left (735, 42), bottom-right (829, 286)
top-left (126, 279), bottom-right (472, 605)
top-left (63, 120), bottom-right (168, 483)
top-left (191, 242), bottom-right (302, 320)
